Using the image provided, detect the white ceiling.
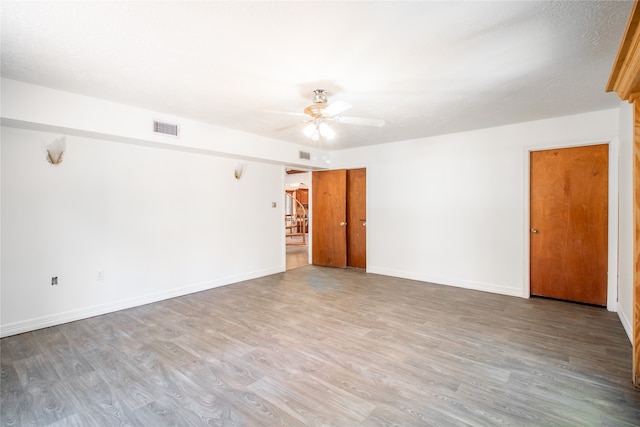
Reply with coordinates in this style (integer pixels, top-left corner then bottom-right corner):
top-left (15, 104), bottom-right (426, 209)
top-left (1, 1), bottom-right (633, 150)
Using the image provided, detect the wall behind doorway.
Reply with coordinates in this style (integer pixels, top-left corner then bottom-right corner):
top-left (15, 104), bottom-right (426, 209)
top-left (285, 172), bottom-right (311, 195)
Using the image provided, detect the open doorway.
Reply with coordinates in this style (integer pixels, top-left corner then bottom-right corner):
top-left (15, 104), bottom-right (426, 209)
top-left (285, 169), bottom-right (310, 270)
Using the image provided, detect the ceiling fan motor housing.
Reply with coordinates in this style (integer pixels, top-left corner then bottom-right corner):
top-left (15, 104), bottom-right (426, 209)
top-left (313, 89), bottom-right (328, 104)
top-left (305, 89), bottom-right (329, 118)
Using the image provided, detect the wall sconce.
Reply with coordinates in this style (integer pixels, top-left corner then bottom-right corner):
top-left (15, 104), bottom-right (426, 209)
top-left (234, 163), bottom-right (246, 180)
top-left (45, 137), bottom-right (66, 165)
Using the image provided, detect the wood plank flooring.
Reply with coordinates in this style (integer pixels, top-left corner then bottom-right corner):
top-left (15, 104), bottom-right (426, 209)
top-left (286, 244), bottom-right (309, 270)
top-left (1, 266), bottom-right (639, 426)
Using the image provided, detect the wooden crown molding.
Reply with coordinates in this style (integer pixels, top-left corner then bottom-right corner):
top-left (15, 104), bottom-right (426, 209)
top-left (607, 1), bottom-right (640, 101)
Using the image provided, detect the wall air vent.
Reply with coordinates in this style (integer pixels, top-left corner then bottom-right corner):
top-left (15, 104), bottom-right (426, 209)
top-left (299, 151), bottom-right (311, 160)
top-left (153, 120), bottom-right (179, 137)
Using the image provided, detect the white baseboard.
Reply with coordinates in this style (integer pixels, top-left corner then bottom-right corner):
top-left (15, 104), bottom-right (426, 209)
top-left (617, 306), bottom-right (633, 344)
top-left (367, 266), bottom-right (524, 298)
top-left (0, 267), bottom-right (283, 338)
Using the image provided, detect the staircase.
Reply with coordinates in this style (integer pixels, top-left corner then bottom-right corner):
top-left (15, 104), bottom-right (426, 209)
top-left (285, 193), bottom-right (307, 246)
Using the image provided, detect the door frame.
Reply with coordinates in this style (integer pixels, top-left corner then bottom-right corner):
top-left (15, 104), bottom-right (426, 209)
top-left (523, 140), bottom-right (619, 311)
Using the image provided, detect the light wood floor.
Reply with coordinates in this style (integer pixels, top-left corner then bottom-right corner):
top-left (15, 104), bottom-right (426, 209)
top-left (286, 244), bottom-right (309, 270)
top-left (1, 266), bottom-right (639, 426)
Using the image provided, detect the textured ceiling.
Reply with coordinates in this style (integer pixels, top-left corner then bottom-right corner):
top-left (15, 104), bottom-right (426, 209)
top-left (1, 1), bottom-right (633, 150)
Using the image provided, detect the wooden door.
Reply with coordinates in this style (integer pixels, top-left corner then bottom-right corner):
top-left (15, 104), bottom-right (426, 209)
top-left (530, 144), bottom-right (608, 305)
top-left (347, 168), bottom-right (367, 268)
top-left (312, 170), bottom-right (347, 267)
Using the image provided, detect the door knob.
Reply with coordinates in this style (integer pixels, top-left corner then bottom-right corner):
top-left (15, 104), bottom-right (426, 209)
top-left (363, 222), bottom-right (366, 227)
top-left (340, 221), bottom-right (347, 226)
top-left (531, 228), bottom-right (538, 233)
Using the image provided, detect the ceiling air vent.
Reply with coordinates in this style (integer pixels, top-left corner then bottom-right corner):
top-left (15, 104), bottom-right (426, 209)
top-left (299, 151), bottom-right (311, 160)
top-left (153, 120), bottom-right (179, 137)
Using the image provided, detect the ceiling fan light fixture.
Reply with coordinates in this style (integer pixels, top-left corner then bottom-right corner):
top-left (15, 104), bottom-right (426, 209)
top-left (303, 122), bottom-right (316, 138)
top-left (319, 122), bottom-right (335, 140)
top-left (303, 120), bottom-right (335, 141)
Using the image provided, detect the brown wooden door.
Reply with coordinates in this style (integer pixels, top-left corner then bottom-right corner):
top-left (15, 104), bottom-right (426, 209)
top-left (530, 144), bottom-right (608, 305)
top-left (312, 170), bottom-right (347, 267)
top-left (347, 168), bottom-right (367, 268)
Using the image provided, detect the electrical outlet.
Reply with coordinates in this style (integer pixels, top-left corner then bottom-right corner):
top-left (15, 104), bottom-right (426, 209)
top-left (51, 276), bottom-right (58, 286)
top-left (97, 270), bottom-right (104, 281)
top-left (272, 202), bottom-right (277, 208)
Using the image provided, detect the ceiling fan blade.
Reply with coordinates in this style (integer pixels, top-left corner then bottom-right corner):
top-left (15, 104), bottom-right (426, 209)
top-left (337, 116), bottom-right (386, 127)
top-left (274, 122), bottom-right (307, 132)
top-left (322, 100), bottom-right (352, 117)
top-left (264, 109), bottom-right (307, 117)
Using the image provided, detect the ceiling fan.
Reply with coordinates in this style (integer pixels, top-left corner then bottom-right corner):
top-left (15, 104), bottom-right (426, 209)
top-left (289, 89), bottom-right (385, 141)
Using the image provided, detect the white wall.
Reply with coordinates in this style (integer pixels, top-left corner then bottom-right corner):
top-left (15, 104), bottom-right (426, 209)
top-left (331, 109), bottom-right (622, 311)
top-left (1, 126), bottom-right (285, 337)
top-left (1, 78), bottom-right (330, 170)
top-left (617, 101), bottom-right (634, 339)
top-left (285, 171), bottom-right (311, 188)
